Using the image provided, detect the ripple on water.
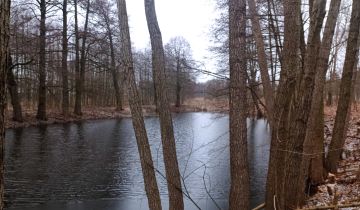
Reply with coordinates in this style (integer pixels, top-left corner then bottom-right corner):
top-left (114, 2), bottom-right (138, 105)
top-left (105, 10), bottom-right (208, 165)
top-left (5, 113), bottom-right (270, 210)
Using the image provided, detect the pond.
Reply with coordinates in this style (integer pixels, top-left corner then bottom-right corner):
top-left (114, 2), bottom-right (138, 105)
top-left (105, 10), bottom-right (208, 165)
top-left (4, 112), bottom-right (270, 210)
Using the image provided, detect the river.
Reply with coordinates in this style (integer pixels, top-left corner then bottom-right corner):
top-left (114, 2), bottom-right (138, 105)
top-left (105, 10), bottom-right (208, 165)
top-left (4, 112), bottom-right (270, 210)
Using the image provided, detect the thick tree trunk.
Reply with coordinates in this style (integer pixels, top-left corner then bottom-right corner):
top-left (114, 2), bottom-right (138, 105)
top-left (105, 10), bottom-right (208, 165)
top-left (302, 0), bottom-right (341, 188)
top-left (228, 0), bottom-right (249, 209)
top-left (144, 0), bottom-right (184, 209)
top-left (265, 0), bottom-right (301, 208)
top-left (62, 0), bottom-right (69, 116)
top-left (281, 0), bottom-right (326, 207)
top-left (116, 1), bottom-right (162, 209)
top-left (6, 55), bottom-right (23, 122)
top-left (0, 0), bottom-right (10, 208)
top-left (326, 0), bottom-right (360, 172)
top-left (36, 0), bottom-right (47, 120)
top-left (248, 0), bottom-right (274, 124)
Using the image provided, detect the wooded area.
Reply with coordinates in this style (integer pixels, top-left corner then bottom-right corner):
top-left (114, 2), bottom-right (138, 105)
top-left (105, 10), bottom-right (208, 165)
top-left (1, 0), bottom-right (360, 209)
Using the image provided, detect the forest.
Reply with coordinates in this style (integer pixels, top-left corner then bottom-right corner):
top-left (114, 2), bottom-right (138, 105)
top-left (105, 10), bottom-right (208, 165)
top-left (0, 0), bottom-right (360, 210)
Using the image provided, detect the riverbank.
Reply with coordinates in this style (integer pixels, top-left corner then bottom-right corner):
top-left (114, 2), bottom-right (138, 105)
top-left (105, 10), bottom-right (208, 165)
top-left (5, 98), bottom-right (229, 129)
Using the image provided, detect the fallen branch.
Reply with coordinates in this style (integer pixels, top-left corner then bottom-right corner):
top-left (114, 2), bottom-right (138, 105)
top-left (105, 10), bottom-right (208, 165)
top-left (252, 203), bottom-right (265, 210)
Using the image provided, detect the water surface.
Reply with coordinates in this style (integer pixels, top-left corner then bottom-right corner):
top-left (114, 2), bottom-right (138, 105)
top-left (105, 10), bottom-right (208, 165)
top-left (5, 113), bottom-right (270, 210)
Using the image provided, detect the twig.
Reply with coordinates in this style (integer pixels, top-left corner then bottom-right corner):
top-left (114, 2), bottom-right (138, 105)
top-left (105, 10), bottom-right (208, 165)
top-left (252, 203), bottom-right (265, 210)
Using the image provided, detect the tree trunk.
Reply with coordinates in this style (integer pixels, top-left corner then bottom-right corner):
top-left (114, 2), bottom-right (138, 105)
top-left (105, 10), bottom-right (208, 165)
top-left (116, 1), bottom-right (162, 209)
top-left (326, 0), bottom-right (360, 172)
top-left (62, 0), bottom-right (69, 116)
top-left (36, 0), bottom-right (47, 120)
top-left (105, 16), bottom-right (123, 111)
top-left (228, 0), bottom-right (250, 209)
top-left (144, 0), bottom-right (184, 209)
top-left (6, 55), bottom-right (23, 122)
top-left (265, 0), bottom-right (301, 208)
top-left (73, 0), bottom-right (80, 113)
top-left (0, 0), bottom-right (10, 208)
top-left (248, 0), bottom-right (274, 124)
top-left (302, 0), bottom-right (341, 188)
top-left (74, 0), bottom-right (90, 115)
top-left (175, 58), bottom-right (181, 108)
top-left (280, 0), bottom-right (326, 207)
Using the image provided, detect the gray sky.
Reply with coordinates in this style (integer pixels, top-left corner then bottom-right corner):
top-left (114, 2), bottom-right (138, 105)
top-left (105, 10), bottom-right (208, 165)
top-left (126, 0), bottom-right (218, 82)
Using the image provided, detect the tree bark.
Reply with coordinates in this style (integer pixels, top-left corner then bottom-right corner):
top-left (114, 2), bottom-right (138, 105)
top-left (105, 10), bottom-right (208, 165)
top-left (326, 0), bottom-right (360, 173)
top-left (0, 0), bottom-right (10, 208)
top-left (265, 0), bottom-right (301, 208)
top-left (6, 55), bottom-right (23, 122)
top-left (302, 0), bottom-right (342, 188)
top-left (74, 0), bottom-right (90, 115)
top-left (228, 0), bottom-right (250, 209)
top-left (62, 0), bottom-right (69, 116)
top-left (175, 58), bottom-right (181, 108)
top-left (36, 0), bottom-right (47, 120)
top-left (248, 0), bottom-right (274, 124)
top-left (105, 14), bottom-right (123, 111)
top-left (73, 0), bottom-right (80, 113)
top-left (280, 0), bottom-right (326, 207)
top-left (116, 1), bottom-right (162, 209)
top-left (144, 0), bottom-right (184, 209)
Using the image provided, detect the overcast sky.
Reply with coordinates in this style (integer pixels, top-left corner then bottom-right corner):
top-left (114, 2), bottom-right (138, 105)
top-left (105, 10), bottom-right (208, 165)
top-left (126, 0), bottom-right (218, 82)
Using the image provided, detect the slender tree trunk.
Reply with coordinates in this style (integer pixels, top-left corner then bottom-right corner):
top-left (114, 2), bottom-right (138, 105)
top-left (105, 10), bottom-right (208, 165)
top-left (144, 0), bottom-right (184, 209)
top-left (36, 0), bottom-right (47, 120)
top-left (248, 0), bottom-right (274, 124)
top-left (6, 55), bottom-right (23, 122)
top-left (73, 0), bottom-right (80, 113)
top-left (175, 58), bottom-right (181, 108)
top-left (74, 0), bottom-right (90, 115)
top-left (62, 0), bottom-right (69, 116)
top-left (116, 1), bottom-right (162, 209)
top-left (302, 0), bottom-right (341, 188)
top-left (105, 17), bottom-right (123, 111)
top-left (326, 0), bottom-right (360, 172)
top-left (0, 0), bottom-right (10, 208)
top-left (228, 0), bottom-right (249, 209)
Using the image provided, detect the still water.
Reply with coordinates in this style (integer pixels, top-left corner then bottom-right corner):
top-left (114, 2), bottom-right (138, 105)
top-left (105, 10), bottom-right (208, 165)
top-left (4, 113), bottom-right (270, 210)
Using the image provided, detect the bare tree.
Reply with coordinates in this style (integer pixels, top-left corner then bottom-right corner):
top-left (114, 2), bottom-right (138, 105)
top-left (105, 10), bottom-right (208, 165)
top-left (265, 0), bottom-right (302, 207)
top-left (0, 0), bottom-right (11, 208)
top-left (248, 0), bottom-right (274, 124)
top-left (61, 0), bottom-right (69, 116)
top-left (74, 0), bottom-right (91, 115)
top-left (165, 36), bottom-right (194, 108)
top-left (228, 0), bottom-right (250, 209)
top-left (36, 0), bottom-right (47, 120)
top-left (302, 0), bottom-right (342, 187)
top-left (326, 0), bottom-right (360, 173)
top-left (116, 0), bottom-right (162, 209)
top-left (97, 0), bottom-right (124, 111)
top-left (7, 54), bottom-right (23, 122)
top-left (144, 0), bottom-right (184, 209)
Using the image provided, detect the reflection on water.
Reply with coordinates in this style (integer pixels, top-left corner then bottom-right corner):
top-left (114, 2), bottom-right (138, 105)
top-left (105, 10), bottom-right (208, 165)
top-left (5, 113), bottom-right (270, 210)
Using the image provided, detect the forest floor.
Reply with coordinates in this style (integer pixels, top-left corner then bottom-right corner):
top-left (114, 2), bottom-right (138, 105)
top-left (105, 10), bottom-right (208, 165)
top-left (304, 105), bottom-right (360, 209)
top-left (4, 97), bottom-right (228, 129)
